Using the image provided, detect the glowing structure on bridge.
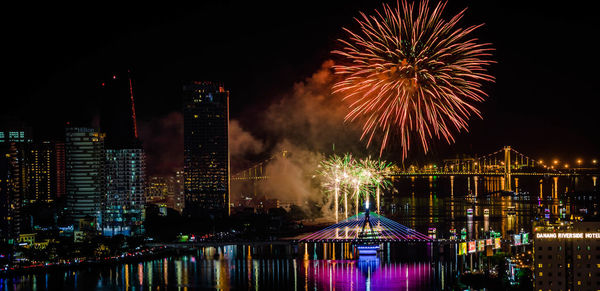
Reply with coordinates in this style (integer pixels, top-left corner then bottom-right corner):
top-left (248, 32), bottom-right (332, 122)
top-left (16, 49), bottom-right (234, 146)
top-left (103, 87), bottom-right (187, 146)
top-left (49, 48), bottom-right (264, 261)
top-left (299, 212), bottom-right (431, 243)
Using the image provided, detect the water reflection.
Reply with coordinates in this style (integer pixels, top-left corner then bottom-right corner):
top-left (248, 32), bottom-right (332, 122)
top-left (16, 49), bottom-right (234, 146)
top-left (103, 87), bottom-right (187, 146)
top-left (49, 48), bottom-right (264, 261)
top-left (2, 175), bottom-right (596, 290)
top-left (2, 244), bottom-right (454, 291)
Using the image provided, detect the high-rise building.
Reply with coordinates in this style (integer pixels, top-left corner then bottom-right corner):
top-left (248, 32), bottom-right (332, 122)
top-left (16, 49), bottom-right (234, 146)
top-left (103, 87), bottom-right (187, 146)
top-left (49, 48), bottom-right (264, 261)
top-left (147, 171), bottom-right (184, 213)
top-left (171, 170), bottom-right (184, 213)
top-left (534, 221), bottom-right (600, 290)
top-left (55, 142), bottom-right (66, 199)
top-left (25, 141), bottom-right (56, 204)
top-left (0, 127), bottom-right (33, 144)
top-left (183, 81), bottom-right (230, 216)
top-left (0, 143), bottom-right (24, 242)
top-left (0, 123), bottom-right (33, 241)
top-left (103, 148), bottom-right (145, 236)
top-left (64, 127), bottom-right (105, 226)
top-left (146, 176), bottom-right (168, 202)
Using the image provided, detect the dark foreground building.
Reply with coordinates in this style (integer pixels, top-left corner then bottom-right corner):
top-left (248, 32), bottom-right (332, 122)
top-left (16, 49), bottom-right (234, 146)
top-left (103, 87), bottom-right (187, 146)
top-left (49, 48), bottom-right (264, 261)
top-left (183, 81), bottom-right (230, 217)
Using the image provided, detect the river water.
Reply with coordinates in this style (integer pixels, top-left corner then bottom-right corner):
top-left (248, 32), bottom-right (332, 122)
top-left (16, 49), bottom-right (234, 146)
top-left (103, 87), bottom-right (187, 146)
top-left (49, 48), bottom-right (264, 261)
top-left (2, 175), bottom-right (597, 290)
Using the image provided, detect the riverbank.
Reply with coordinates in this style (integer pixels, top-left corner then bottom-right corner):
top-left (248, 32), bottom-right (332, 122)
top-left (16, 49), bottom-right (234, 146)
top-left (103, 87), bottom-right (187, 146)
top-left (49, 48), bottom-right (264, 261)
top-left (0, 245), bottom-right (196, 278)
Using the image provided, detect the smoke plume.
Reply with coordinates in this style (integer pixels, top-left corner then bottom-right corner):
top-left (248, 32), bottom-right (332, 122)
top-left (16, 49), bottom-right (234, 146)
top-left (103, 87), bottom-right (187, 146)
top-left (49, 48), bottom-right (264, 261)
top-left (139, 112), bottom-right (184, 176)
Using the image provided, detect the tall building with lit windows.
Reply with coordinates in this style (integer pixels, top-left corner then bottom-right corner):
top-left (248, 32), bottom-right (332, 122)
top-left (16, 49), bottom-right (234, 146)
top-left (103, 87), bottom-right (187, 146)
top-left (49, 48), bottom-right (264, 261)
top-left (64, 127), bottom-right (105, 226)
top-left (183, 81), bottom-right (230, 216)
top-left (534, 221), bottom-right (600, 290)
top-left (103, 148), bottom-right (145, 236)
top-left (25, 141), bottom-right (56, 204)
top-left (0, 123), bottom-right (33, 241)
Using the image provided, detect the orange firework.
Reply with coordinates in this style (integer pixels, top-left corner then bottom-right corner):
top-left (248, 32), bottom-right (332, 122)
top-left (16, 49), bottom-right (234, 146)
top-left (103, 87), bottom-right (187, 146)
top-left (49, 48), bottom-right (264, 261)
top-left (333, 0), bottom-right (494, 158)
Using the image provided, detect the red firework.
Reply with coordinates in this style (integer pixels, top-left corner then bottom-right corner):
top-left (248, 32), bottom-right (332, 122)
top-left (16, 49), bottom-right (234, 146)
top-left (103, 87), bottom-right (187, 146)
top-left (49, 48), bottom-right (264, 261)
top-left (332, 0), bottom-right (494, 158)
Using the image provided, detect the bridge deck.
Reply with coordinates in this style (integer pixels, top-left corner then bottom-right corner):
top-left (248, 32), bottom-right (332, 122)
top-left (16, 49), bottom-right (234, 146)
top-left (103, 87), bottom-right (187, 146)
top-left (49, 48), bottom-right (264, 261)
top-left (299, 213), bottom-right (432, 243)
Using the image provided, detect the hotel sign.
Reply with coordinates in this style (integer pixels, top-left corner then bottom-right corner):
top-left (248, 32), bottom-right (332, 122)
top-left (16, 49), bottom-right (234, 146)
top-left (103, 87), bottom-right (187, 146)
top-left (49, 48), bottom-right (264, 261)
top-left (536, 233), bottom-right (600, 239)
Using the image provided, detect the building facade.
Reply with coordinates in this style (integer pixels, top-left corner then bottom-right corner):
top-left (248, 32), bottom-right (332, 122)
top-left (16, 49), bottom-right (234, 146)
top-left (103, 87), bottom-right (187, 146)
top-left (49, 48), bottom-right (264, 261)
top-left (25, 141), bottom-right (56, 204)
top-left (183, 81), bottom-right (230, 216)
top-left (0, 143), bottom-right (24, 241)
top-left (534, 221), bottom-right (600, 290)
top-left (0, 125), bottom-right (33, 241)
top-left (103, 148), bottom-right (145, 236)
top-left (64, 127), bottom-right (105, 226)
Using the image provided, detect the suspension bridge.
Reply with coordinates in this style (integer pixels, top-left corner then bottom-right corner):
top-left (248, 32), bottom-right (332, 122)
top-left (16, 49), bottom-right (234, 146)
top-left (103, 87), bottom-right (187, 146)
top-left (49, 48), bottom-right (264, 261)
top-left (232, 146), bottom-right (599, 193)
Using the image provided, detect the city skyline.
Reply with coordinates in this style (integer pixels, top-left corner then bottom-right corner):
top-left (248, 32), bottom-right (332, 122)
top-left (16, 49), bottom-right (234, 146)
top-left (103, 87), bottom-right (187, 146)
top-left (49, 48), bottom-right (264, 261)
top-left (1, 1), bottom-right (600, 290)
top-left (2, 1), bottom-right (599, 170)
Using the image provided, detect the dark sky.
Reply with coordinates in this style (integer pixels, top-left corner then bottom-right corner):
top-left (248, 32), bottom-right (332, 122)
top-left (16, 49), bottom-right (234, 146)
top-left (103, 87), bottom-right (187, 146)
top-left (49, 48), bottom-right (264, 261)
top-left (3, 1), bottom-right (598, 163)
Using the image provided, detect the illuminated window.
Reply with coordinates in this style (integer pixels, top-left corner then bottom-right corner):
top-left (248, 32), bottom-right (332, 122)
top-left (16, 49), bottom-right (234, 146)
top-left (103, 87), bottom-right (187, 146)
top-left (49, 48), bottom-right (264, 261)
top-left (539, 272), bottom-right (543, 277)
top-left (538, 264), bottom-right (543, 268)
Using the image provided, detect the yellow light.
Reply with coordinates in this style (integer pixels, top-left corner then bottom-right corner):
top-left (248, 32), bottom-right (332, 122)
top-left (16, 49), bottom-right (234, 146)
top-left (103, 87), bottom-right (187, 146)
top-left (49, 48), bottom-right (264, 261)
top-left (577, 159), bottom-right (582, 165)
top-left (593, 160), bottom-right (597, 164)
top-left (564, 164), bottom-right (569, 168)
top-left (553, 160), bottom-right (559, 165)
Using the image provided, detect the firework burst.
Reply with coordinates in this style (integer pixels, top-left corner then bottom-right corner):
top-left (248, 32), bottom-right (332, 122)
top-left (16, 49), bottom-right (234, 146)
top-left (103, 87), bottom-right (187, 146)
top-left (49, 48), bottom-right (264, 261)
top-left (317, 154), bottom-right (393, 218)
top-left (333, 0), bottom-right (494, 158)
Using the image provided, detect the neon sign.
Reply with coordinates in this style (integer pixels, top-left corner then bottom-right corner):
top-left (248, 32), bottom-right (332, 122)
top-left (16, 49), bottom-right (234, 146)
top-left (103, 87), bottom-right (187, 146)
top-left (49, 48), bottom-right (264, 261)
top-left (535, 233), bottom-right (600, 239)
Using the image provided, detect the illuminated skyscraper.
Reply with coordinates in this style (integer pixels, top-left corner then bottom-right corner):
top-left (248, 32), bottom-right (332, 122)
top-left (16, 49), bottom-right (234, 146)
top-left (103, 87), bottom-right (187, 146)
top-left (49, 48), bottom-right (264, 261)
top-left (183, 81), bottom-right (230, 216)
top-left (64, 127), bottom-right (105, 226)
top-left (55, 142), bottom-right (66, 198)
top-left (0, 123), bottom-right (33, 241)
top-left (103, 148), bottom-right (145, 236)
top-left (25, 141), bottom-right (56, 204)
top-left (98, 70), bottom-right (146, 236)
top-left (0, 143), bottom-right (24, 242)
top-left (172, 170), bottom-right (185, 213)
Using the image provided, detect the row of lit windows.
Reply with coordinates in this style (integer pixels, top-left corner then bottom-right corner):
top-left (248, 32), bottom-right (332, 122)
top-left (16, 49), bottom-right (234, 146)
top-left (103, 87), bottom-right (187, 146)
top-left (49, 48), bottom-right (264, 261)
top-left (538, 245), bottom-right (598, 251)
top-left (538, 263), bottom-right (600, 269)
top-left (538, 254), bottom-right (599, 260)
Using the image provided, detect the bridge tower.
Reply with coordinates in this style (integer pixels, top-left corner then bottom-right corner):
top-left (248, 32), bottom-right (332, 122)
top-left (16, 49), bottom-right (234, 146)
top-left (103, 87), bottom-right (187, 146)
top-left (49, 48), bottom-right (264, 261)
top-left (504, 146), bottom-right (512, 191)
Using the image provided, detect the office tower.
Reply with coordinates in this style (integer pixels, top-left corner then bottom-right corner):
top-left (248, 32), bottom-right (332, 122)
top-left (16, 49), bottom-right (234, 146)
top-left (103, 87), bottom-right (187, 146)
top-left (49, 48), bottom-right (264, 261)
top-left (0, 123), bottom-right (33, 241)
top-left (183, 81), bottom-right (230, 216)
top-left (0, 127), bottom-right (33, 144)
top-left (147, 171), bottom-right (184, 213)
top-left (147, 176), bottom-right (168, 202)
top-left (534, 221), bottom-right (600, 290)
top-left (172, 170), bottom-right (184, 213)
top-left (55, 142), bottom-right (65, 198)
top-left (25, 141), bottom-right (56, 204)
top-left (0, 143), bottom-right (24, 242)
top-left (103, 148), bottom-right (145, 236)
top-left (64, 127), bottom-right (105, 226)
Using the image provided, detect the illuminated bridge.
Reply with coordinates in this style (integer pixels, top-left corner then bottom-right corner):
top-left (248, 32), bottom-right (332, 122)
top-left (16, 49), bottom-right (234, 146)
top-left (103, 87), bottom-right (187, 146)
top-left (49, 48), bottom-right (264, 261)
top-left (299, 212), bottom-right (432, 243)
top-left (233, 146), bottom-right (599, 193)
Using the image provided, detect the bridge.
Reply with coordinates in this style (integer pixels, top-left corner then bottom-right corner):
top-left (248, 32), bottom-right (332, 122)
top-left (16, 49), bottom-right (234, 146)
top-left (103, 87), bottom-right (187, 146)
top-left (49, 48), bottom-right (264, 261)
top-left (299, 212), bottom-right (431, 243)
top-left (233, 146), bottom-right (599, 193)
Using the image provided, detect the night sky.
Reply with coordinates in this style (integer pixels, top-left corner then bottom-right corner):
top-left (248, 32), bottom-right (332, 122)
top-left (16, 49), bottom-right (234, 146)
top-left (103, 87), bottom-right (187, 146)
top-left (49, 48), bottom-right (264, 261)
top-left (3, 1), bottom-right (598, 167)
